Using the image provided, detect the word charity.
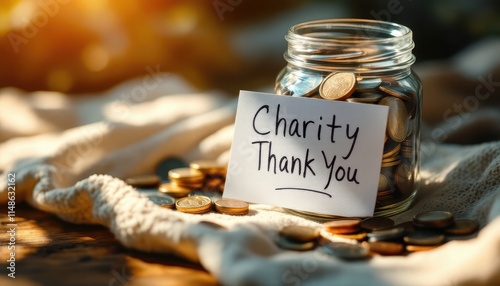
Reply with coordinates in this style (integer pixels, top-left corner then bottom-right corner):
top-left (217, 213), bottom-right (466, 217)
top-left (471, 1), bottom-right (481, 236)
top-left (251, 104), bottom-right (360, 190)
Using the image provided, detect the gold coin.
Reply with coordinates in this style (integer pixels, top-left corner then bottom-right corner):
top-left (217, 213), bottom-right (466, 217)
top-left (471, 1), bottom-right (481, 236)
top-left (395, 163), bottom-right (414, 196)
top-left (323, 219), bottom-right (362, 234)
top-left (168, 168), bottom-right (204, 181)
top-left (175, 196), bottom-right (213, 214)
top-left (382, 144), bottom-right (401, 159)
top-left (279, 225), bottom-right (320, 242)
top-left (125, 174), bottom-right (161, 188)
top-left (214, 199), bottom-right (249, 215)
top-left (379, 85), bottom-right (409, 101)
top-left (382, 155), bottom-right (400, 164)
top-left (378, 174), bottom-right (389, 192)
top-left (377, 189), bottom-right (394, 198)
top-left (381, 159), bottom-right (401, 168)
top-left (379, 97), bottom-right (408, 142)
top-left (406, 245), bottom-right (439, 252)
top-left (190, 160), bottom-right (227, 175)
top-left (169, 179), bottom-right (204, 189)
top-left (334, 232), bottom-right (367, 241)
top-left (158, 182), bottom-right (192, 198)
top-left (319, 72), bottom-right (357, 101)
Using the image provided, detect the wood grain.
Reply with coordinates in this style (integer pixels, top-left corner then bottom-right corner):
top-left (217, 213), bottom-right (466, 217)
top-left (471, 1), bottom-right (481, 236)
top-left (0, 203), bottom-right (218, 286)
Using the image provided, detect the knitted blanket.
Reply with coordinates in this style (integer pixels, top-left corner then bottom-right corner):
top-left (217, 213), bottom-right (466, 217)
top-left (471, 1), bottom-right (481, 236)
top-left (1, 66), bottom-right (500, 285)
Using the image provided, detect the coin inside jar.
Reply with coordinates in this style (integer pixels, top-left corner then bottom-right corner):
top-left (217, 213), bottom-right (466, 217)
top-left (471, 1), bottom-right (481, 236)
top-left (347, 92), bottom-right (383, 104)
top-left (356, 77), bottom-right (382, 92)
top-left (379, 97), bottom-right (409, 142)
top-left (175, 196), bottom-right (213, 214)
top-left (319, 72), bottom-right (357, 101)
top-left (278, 69), bottom-right (323, 97)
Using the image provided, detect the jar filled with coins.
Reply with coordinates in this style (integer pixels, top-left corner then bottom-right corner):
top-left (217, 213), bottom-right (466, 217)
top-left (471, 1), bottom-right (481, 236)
top-left (275, 19), bottom-right (422, 218)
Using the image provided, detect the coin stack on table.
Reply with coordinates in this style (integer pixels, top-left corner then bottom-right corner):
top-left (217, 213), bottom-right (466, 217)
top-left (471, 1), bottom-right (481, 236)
top-left (124, 160), bottom-right (248, 215)
top-left (274, 210), bottom-right (479, 258)
top-left (276, 70), bottom-right (420, 216)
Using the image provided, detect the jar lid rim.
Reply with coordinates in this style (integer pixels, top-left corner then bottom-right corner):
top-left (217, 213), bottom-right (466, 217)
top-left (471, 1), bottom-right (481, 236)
top-left (288, 18), bottom-right (413, 44)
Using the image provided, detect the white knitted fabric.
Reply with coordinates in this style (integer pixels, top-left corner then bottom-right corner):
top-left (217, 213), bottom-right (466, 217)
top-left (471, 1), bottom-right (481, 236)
top-left (1, 72), bottom-right (500, 286)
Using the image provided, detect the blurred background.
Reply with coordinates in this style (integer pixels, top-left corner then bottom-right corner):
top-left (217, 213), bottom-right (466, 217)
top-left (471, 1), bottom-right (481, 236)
top-left (0, 0), bottom-right (498, 95)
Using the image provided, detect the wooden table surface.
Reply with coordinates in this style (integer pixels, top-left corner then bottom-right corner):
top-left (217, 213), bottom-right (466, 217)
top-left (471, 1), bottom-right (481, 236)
top-left (0, 203), bottom-right (219, 286)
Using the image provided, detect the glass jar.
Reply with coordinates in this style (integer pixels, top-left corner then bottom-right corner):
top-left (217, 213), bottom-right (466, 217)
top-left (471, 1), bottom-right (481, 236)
top-left (275, 19), bottom-right (421, 218)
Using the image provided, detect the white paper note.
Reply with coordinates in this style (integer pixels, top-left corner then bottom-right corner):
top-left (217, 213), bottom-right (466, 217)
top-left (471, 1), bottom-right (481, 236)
top-left (223, 91), bottom-right (389, 217)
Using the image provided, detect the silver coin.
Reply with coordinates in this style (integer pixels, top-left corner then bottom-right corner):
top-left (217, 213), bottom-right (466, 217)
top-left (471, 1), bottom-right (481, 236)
top-left (367, 227), bottom-right (405, 242)
top-left (403, 231), bottom-right (446, 246)
top-left (356, 77), bottom-right (382, 92)
top-left (347, 92), bottom-right (383, 104)
top-left (320, 242), bottom-right (369, 260)
top-left (275, 235), bottom-right (317, 251)
top-left (279, 70), bottom-right (323, 97)
top-left (147, 194), bottom-right (175, 209)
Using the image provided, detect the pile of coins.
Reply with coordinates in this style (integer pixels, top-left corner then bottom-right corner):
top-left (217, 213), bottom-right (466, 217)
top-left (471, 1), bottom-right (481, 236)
top-left (275, 210), bottom-right (479, 259)
top-left (276, 70), bottom-right (419, 214)
top-left (125, 160), bottom-right (249, 215)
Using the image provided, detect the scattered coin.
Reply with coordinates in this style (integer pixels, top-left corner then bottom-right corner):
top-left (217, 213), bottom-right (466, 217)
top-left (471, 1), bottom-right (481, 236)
top-left (158, 182), bottom-right (192, 198)
top-left (190, 160), bottom-right (227, 175)
top-left (321, 242), bottom-right (370, 260)
top-left (169, 168), bottom-right (204, 182)
top-left (360, 217), bottom-right (395, 231)
top-left (275, 235), bottom-right (317, 251)
top-left (323, 218), bottom-right (362, 234)
top-left (334, 232), bottom-right (367, 241)
top-left (444, 219), bottom-right (479, 235)
top-left (413, 211), bottom-right (454, 229)
top-left (279, 225), bottom-right (320, 243)
top-left (365, 241), bottom-right (404, 255)
top-left (319, 72), bottom-right (357, 101)
top-left (168, 168), bottom-right (205, 189)
top-left (214, 199), bottom-right (249, 215)
top-left (175, 196), bottom-right (213, 214)
top-left (147, 194), bottom-right (175, 209)
top-left (198, 220), bottom-right (227, 230)
top-left (403, 231), bottom-right (446, 246)
top-left (406, 245), bottom-right (439, 252)
top-left (125, 174), bottom-right (161, 188)
top-left (367, 227), bottom-right (405, 242)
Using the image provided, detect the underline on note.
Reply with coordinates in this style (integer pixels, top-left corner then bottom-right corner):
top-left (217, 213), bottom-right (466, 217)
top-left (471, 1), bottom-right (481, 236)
top-left (275, 187), bottom-right (332, 198)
